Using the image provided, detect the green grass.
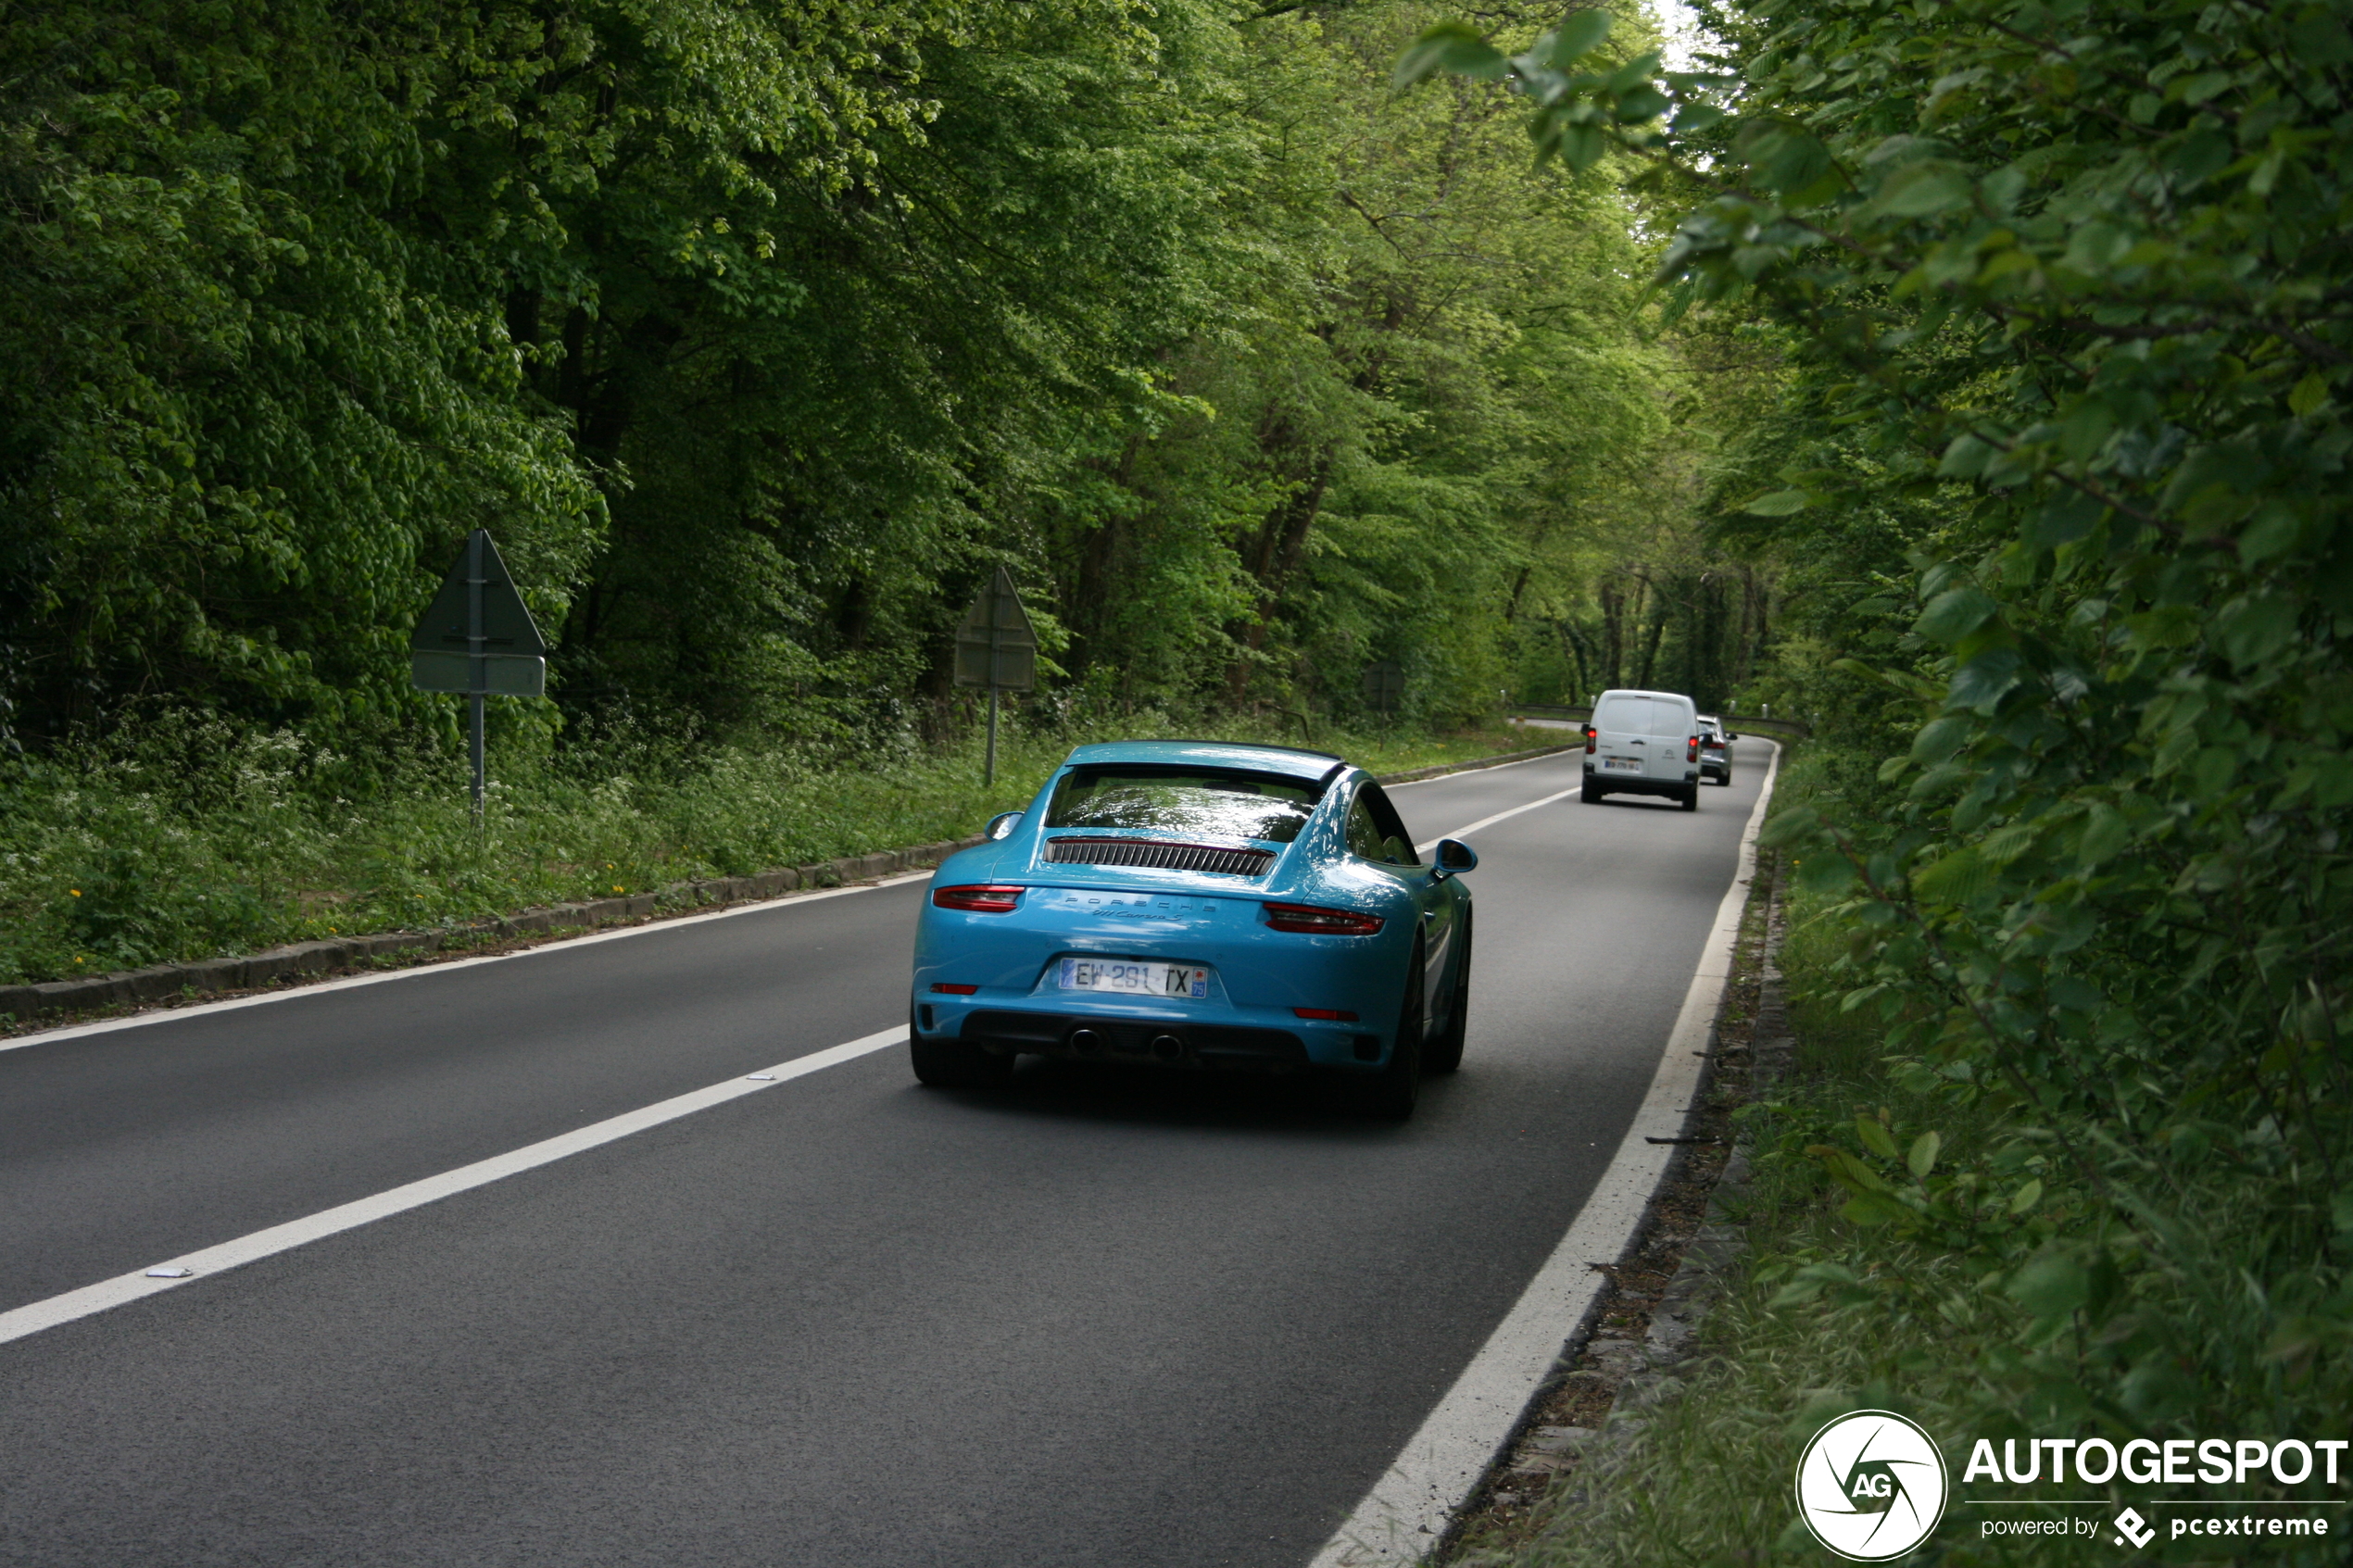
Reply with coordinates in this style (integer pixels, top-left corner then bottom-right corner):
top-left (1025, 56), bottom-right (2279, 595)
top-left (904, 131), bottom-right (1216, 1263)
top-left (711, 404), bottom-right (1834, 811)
top-left (0, 709), bottom-right (1552, 986)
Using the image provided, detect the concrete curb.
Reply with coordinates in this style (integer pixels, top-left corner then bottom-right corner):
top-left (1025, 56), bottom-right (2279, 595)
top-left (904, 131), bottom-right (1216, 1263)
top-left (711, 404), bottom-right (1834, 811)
top-left (0, 738), bottom-right (1579, 1029)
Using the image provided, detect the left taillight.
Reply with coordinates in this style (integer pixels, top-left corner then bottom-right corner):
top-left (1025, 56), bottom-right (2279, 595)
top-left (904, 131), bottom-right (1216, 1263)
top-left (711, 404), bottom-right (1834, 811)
top-left (933, 884), bottom-right (1026, 913)
top-left (1686, 734), bottom-right (1699, 763)
top-left (1263, 902), bottom-right (1384, 936)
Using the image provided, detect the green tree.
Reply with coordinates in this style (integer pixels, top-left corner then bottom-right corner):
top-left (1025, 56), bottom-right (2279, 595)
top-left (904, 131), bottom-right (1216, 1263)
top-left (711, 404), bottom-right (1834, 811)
top-left (1410, 0), bottom-right (2353, 1467)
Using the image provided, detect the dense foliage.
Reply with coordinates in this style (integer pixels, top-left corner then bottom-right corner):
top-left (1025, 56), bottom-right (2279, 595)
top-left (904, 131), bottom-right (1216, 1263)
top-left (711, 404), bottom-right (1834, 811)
top-left (0, 0), bottom-right (1757, 760)
top-left (1413, 0), bottom-right (2353, 1539)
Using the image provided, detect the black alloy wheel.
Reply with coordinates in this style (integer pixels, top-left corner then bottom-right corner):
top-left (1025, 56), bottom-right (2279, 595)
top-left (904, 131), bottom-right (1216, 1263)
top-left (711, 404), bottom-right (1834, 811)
top-left (1426, 907), bottom-right (1470, 1075)
top-left (909, 1005), bottom-right (1018, 1088)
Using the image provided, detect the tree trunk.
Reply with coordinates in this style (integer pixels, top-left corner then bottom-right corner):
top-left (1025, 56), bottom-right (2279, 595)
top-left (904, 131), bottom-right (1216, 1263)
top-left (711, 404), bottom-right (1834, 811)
top-left (1599, 583), bottom-right (1624, 692)
top-left (1635, 598), bottom-right (1667, 689)
top-left (1227, 441), bottom-right (1333, 703)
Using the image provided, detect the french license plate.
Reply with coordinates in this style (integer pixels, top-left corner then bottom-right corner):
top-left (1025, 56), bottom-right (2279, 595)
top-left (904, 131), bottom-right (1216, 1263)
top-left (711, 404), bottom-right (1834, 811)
top-left (1603, 756), bottom-right (1644, 774)
top-left (1055, 958), bottom-right (1210, 999)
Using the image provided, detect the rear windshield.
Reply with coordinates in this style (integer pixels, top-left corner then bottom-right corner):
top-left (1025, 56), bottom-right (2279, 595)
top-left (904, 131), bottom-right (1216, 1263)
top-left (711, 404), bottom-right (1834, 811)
top-left (1044, 767), bottom-right (1322, 844)
top-left (1596, 695), bottom-right (1692, 738)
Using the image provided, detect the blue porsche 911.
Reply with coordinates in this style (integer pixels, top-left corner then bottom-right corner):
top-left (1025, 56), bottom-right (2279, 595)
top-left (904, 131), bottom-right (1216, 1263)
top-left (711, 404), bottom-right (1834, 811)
top-left (908, 740), bottom-right (1477, 1118)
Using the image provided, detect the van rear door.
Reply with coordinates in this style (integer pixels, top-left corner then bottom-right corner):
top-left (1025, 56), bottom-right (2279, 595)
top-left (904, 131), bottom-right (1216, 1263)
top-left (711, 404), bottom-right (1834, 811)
top-left (1592, 693), bottom-right (1655, 783)
top-left (1645, 697), bottom-right (1695, 783)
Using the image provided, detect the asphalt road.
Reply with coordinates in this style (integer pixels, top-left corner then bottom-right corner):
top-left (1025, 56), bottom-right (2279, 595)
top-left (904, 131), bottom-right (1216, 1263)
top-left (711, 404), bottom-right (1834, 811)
top-left (0, 743), bottom-right (1768, 1568)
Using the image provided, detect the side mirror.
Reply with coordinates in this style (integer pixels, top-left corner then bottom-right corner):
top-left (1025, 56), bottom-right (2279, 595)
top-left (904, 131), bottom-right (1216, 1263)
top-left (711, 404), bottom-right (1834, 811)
top-left (1434, 838), bottom-right (1478, 873)
top-left (985, 809), bottom-right (1026, 841)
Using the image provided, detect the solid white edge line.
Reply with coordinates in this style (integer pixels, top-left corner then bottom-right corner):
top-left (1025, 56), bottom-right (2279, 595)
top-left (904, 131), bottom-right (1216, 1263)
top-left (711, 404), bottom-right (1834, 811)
top-left (1309, 740), bottom-right (1784, 1568)
top-left (1, 871), bottom-right (939, 1055)
top-left (0, 1025), bottom-right (911, 1349)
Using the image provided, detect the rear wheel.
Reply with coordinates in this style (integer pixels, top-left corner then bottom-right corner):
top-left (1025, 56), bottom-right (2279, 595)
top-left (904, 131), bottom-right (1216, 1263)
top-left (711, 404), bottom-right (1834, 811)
top-left (1426, 909), bottom-right (1471, 1075)
top-left (1581, 779), bottom-right (1605, 803)
top-left (1680, 784), bottom-right (1699, 812)
top-left (909, 1006), bottom-right (1017, 1088)
top-left (1351, 941), bottom-right (1424, 1120)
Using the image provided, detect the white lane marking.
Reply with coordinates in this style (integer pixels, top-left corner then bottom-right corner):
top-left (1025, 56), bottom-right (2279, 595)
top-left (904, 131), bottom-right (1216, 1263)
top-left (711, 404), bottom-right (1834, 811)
top-left (1, 872), bottom-right (937, 1054)
top-left (0, 1026), bottom-right (910, 1349)
top-left (1311, 741), bottom-right (1782, 1568)
top-left (1415, 787), bottom-right (1582, 854)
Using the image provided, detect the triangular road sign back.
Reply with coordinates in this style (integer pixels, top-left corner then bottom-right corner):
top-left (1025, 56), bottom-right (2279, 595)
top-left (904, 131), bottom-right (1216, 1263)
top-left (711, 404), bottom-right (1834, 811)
top-left (952, 566), bottom-right (1037, 691)
top-left (410, 531), bottom-right (547, 657)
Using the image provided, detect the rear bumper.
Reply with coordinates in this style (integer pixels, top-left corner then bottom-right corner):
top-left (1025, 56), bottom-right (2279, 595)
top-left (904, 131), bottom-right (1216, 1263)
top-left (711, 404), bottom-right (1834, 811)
top-left (1583, 762), bottom-right (1696, 797)
top-left (912, 994), bottom-right (1387, 1070)
top-left (953, 1008), bottom-right (1322, 1071)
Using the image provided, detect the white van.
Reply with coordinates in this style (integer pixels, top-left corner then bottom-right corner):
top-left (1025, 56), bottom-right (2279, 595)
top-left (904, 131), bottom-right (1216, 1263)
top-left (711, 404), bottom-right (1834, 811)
top-left (1581, 688), bottom-right (1701, 810)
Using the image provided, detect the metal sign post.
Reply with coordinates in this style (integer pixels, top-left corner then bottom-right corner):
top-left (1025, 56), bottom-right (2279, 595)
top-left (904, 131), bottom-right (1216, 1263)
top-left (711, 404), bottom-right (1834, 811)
top-left (1361, 660), bottom-right (1404, 734)
top-left (952, 568), bottom-right (1038, 789)
top-left (410, 530), bottom-right (547, 825)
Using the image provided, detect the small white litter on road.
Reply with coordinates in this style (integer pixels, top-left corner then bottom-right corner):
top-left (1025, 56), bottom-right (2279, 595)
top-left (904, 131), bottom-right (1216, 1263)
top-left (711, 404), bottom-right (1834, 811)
top-left (144, 1266), bottom-right (193, 1279)
top-left (745, 1073), bottom-right (775, 1081)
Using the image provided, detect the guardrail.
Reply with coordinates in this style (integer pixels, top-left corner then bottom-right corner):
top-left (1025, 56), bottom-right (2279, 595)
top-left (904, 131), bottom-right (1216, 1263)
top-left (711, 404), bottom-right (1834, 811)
top-left (1512, 703), bottom-right (1812, 740)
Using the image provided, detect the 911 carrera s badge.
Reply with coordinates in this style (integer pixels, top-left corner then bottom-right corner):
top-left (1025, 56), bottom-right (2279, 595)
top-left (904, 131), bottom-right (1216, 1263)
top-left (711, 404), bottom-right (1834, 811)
top-left (1039, 892), bottom-right (1223, 920)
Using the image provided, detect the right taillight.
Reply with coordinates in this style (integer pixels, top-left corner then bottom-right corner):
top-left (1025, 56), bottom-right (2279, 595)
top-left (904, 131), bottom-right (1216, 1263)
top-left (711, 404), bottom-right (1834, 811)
top-left (1583, 724), bottom-right (1596, 754)
top-left (932, 884), bottom-right (1026, 913)
top-left (1263, 902), bottom-right (1384, 935)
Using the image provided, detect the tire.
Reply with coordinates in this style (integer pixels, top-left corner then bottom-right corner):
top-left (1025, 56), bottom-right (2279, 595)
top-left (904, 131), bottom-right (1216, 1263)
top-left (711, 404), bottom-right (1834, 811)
top-left (1425, 908), bottom-right (1470, 1075)
top-left (1680, 784), bottom-right (1699, 812)
top-left (909, 1006), bottom-right (1017, 1088)
top-left (1581, 779), bottom-right (1605, 803)
top-left (1352, 940), bottom-right (1425, 1120)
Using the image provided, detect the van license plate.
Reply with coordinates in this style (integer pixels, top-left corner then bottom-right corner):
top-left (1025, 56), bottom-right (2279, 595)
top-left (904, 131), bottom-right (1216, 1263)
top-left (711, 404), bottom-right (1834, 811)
top-left (1603, 757), bottom-right (1644, 773)
top-left (1056, 959), bottom-right (1210, 998)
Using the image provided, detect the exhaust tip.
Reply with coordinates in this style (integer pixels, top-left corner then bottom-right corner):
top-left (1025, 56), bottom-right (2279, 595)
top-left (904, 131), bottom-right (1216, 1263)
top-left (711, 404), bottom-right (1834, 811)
top-left (1069, 1028), bottom-right (1105, 1056)
top-left (1150, 1034), bottom-right (1184, 1063)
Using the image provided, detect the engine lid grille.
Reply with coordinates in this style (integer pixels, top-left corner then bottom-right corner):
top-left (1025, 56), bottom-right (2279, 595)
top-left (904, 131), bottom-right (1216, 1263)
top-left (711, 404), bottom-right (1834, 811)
top-left (1042, 837), bottom-right (1276, 877)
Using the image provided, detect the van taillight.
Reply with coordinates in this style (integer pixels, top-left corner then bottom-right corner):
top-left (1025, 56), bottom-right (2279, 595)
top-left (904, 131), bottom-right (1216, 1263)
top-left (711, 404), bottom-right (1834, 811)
top-left (1687, 735), bottom-right (1699, 763)
top-left (1583, 724), bottom-right (1597, 755)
